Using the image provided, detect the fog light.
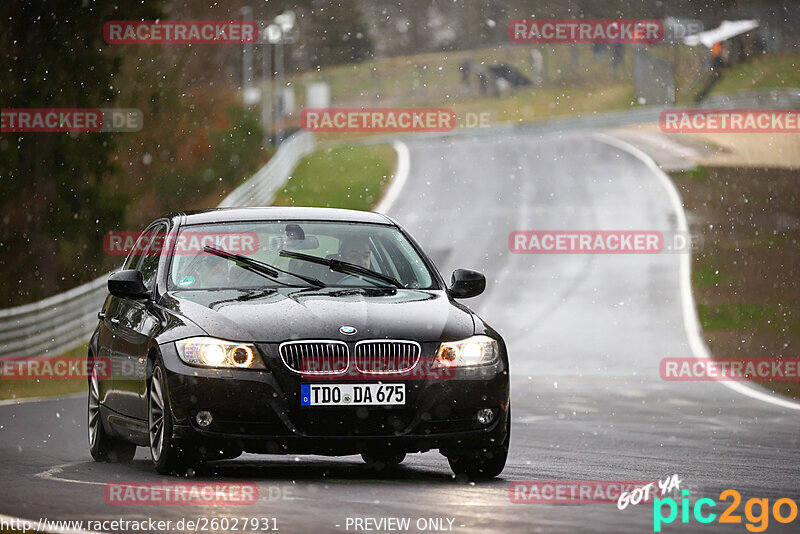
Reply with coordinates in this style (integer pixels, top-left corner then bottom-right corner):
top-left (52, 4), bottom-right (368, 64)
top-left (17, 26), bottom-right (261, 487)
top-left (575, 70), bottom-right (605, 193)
top-left (476, 408), bottom-right (494, 425)
top-left (196, 411), bottom-right (213, 428)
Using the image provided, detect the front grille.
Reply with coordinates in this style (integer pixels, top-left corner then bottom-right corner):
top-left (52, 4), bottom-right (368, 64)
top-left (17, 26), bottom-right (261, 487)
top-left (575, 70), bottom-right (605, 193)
top-left (354, 340), bottom-right (420, 374)
top-left (279, 341), bottom-right (348, 375)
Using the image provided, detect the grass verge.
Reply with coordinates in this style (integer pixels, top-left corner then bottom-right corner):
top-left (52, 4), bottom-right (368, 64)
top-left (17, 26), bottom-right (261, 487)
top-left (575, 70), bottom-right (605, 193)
top-left (671, 166), bottom-right (800, 399)
top-left (273, 144), bottom-right (397, 210)
top-left (709, 53), bottom-right (800, 96)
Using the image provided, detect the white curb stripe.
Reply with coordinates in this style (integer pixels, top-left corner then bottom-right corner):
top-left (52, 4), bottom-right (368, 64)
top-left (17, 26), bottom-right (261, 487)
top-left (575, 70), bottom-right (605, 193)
top-left (374, 141), bottom-right (410, 214)
top-left (597, 133), bottom-right (800, 411)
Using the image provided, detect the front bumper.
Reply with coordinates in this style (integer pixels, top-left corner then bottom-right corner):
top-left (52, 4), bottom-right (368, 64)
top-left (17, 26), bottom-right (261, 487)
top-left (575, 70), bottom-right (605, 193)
top-left (160, 342), bottom-right (510, 456)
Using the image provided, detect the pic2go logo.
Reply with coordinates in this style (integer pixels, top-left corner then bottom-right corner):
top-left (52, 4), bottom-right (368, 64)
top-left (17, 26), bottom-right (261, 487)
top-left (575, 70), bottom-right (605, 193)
top-left (653, 489), bottom-right (798, 532)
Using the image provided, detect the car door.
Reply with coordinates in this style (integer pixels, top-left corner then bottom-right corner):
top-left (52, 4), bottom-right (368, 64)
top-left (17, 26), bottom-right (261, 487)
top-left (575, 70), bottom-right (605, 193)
top-left (94, 293), bottom-right (120, 406)
top-left (110, 223), bottom-right (167, 420)
top-left (102, 228), bottom-right (153, 413)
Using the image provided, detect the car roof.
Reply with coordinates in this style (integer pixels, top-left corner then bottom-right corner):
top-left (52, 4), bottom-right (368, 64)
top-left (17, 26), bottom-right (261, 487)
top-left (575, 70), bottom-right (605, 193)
top-left (174, 207), bottom-right (394, 226)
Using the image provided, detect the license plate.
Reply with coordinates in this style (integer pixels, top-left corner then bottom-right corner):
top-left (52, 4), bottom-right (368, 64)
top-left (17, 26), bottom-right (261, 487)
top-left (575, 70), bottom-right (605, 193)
top-left (300, 383), bottom-right (405, 406)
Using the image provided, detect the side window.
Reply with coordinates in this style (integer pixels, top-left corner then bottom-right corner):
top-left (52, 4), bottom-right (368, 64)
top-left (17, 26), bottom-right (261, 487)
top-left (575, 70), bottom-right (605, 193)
top-left (383, 235), bottom-right (434, 289)
top-left (377, 238), bottom-right (410, 279)
top-left (121, 230), bottom-right (153, 271)
top-left (138, 224), bottom-right (168, 292)
top-left (365, 238), bottom-right (387, 274)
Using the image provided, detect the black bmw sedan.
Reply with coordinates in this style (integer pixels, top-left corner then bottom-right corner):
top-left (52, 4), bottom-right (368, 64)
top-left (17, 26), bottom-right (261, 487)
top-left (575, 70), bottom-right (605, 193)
top-left (88, 207), bottom-right (510, 478)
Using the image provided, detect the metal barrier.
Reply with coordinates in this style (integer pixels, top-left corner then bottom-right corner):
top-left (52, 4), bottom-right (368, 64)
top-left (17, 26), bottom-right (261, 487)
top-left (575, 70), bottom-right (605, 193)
top-left (218, 130), bottom-right (316, 208)
top-left (0, 276), bottom-right (109, 358)
top-left (0, 132), bottom-right (315, 357)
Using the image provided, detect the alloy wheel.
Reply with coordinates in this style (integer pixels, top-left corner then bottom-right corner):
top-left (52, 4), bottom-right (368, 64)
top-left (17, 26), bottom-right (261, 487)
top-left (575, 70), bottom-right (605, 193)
top-left (149, 366), bottom-right (166, 462)
top-left (88, 368), bottom-right (101, 447)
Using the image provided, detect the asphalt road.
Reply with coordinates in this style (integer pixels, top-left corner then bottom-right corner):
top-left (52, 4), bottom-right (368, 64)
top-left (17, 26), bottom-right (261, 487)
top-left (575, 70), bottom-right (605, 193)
top-left (1, 131), bottom-right (798, 534)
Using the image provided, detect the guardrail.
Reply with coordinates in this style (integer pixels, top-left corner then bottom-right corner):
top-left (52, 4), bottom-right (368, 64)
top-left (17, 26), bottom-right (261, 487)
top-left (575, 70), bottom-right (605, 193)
top-left (0, 132), bottom-right (316, 357)
top-left (218, 130), bottom-right (316, 207)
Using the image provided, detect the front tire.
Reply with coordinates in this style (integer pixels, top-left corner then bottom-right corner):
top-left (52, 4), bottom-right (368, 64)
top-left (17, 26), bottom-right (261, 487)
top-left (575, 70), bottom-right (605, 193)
top-left (447, 408), bottom-right (510, 480)
top-left (88, 362), bottom-right (136, 463)
top-left (361, 450), bottom-right (406, 471)
top-left (149, 362), bottom-right (188, 475)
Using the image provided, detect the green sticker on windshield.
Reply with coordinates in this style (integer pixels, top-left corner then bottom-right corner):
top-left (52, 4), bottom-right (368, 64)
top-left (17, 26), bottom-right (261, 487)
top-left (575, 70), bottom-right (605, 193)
top-left (177, 276), bottom-right (195, 287)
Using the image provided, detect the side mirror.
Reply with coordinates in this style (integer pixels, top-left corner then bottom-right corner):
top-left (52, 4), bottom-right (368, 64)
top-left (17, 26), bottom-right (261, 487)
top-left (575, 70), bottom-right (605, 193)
top-left (449, 269), bottom-right (486, 299)
top-left (108, 270), bottom-right (150, 300)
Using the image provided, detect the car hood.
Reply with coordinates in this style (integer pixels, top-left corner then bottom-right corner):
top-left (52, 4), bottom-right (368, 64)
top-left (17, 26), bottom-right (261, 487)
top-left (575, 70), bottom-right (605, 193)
top-left (161, 287), bottom-right (475, 343)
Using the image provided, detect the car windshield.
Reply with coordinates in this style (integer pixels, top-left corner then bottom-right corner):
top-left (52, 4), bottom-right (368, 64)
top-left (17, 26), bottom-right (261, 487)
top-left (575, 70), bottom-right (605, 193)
top-left (168, 221), bottom-right (436, 290)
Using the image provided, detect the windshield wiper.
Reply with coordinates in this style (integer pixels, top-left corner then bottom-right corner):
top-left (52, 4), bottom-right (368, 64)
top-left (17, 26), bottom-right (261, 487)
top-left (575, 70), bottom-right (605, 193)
top-left (203, 246), bottom-right (326, 288)
top-left (278, 249), bottom-right (403, 289)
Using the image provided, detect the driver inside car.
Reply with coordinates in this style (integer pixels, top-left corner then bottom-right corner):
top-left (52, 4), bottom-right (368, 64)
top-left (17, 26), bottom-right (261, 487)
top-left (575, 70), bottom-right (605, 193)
top-left (338, 237), bottom-right (372, 269)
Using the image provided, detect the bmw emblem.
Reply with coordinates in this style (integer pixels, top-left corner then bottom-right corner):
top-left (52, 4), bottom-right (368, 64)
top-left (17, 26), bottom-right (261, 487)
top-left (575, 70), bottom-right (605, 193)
top-left (339, 326), bottom-right (357, 335)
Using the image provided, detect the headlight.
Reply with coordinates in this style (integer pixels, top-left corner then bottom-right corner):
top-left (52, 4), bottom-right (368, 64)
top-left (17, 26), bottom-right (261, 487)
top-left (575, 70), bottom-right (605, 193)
top-left (435, 335), bottom-right (499, 367)
top-left (175, 337), bottom-right (265, 369)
